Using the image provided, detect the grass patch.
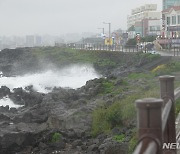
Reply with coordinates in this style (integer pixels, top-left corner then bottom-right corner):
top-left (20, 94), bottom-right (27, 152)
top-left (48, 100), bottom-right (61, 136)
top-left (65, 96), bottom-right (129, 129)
top-left (98, 78), bottom-right (129, 96)
top-left (100, 80), bottom-right (115, 94)
top-left (128, 72), bottom-right (154, 80)
top-left (51, 132), bottom-right (62, 143)
top-left (113, 134), bottom-right (125, 143)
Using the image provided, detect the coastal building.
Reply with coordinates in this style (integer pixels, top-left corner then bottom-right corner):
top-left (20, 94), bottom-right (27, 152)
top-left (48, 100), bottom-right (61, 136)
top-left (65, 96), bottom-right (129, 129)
top-left (127, 4), bottom-right (161, 37)
top-left (162, 6), bottom-right (180, 38)
top-left (163, 0), bottom-right (180, 10)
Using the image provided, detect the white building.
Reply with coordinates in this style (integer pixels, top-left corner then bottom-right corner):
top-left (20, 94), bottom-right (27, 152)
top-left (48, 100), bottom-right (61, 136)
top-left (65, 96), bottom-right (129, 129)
top-left (26, 35), bottom-right (35, 47)
top-left (127, 4), bottom-right (161, 37)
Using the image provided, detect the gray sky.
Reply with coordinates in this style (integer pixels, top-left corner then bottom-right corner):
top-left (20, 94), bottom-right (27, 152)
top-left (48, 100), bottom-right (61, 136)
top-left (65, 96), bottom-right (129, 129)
top-left (0, 0), bottom-right (162, 36)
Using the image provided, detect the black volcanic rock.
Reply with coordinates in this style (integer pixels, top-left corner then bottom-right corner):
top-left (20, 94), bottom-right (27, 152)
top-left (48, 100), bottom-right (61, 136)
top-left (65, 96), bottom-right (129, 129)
top-left (0, 86), bottom-right (11, 98)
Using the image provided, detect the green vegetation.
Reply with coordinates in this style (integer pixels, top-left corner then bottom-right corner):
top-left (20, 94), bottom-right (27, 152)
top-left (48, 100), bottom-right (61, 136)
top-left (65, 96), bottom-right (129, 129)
top-left (126, 36), bottom-right (156, 46)
top-left (176, 98), bottom-right (180, 117)
top-left (128, 72), bottom-right (154, 80)
top-left (152, 61), bottom-right (180, 76)
top-left (32, 47), bottom-right (119, 68)
top-left (141, 36), bottom-right (156, 42)
top-left (51, 132), bottom-right (62, 143)
top-left (92, 88), bottom-right (159, 136)
top-left (113, 134), bottom-right (125, 143)
top-left (128, 129), bottom-right (138, 154)
top-left (126, 38), bottom-right (136, 46)
top-left (31, 47), bottom-right (161, 75)
top-left (99, 79), bottom-right (128, 95)
top-left (92, 60), bottom-right (180, 135)
top-left (100, 80), bottom-right (115, 94)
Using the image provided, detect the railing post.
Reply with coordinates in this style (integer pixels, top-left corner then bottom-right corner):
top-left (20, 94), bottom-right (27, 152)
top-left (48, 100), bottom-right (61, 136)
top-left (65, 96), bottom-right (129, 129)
top-left (159, 75), bottom-right (176, 153)
top-left (135, 98), bottom-right (163, 154)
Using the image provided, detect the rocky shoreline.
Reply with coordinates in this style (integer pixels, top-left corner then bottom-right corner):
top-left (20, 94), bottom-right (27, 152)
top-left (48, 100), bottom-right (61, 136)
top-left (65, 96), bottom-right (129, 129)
top-left (0, 47), bottom-right (172, 154)
top-left (0, 78), bottom-right (133, 154)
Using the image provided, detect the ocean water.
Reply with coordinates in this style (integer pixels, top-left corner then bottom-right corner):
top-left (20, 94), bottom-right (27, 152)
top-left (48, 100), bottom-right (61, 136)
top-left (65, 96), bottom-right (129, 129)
top-left (0, 96), bottom-right (24, 108)
top-left (0, 64), bottom-right (100, 108)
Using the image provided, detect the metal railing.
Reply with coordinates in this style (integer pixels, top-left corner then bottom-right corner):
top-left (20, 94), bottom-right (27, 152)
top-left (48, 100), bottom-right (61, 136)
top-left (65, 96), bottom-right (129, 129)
top-left (133, 75), bottom-right (180, 154)
top-left (68, 43), bottom-right (180, 56)
top-left (70, 44), bottom-right (143, 52)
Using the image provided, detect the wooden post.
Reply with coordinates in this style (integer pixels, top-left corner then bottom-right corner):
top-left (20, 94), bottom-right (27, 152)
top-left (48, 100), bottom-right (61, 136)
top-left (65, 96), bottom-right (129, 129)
top-left (136, 98), bottom-right (163, 154)
top-left (159, 75), bottom-right (176, 154)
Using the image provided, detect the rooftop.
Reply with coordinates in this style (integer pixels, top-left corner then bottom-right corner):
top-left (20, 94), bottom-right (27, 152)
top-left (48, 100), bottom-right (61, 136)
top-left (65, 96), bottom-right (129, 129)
top-left (162, 6), bottom-right (180, 13)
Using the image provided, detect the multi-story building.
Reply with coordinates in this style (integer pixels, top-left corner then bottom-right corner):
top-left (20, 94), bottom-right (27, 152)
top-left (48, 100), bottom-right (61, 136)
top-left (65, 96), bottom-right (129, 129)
top-left (162, 6), bottom-right (180, 38)
top-left (127, 4), bottom-right (161, 37)
top-left (163, 0), bottom-right (180, 10)
top-left (26, 35), bottom-right (35, 47)
top-left (35, 36), bottom-right (42, 46)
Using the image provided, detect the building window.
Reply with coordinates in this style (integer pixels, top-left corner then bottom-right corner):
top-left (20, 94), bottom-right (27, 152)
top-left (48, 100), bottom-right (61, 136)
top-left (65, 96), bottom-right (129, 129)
top-left (178, 15), bottom-right (180, 24)
top-left (150, 26), bottom-right (160, 31)
top-left (167, 17), bottom-right (171, 25)
top-left (172, 16), bottom-right (176, 25)
top-left (167, 17), bottom-right (170, 25)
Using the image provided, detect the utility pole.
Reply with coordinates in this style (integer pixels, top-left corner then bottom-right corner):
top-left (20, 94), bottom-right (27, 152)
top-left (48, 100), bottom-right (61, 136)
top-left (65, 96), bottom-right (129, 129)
top-left (98, 28), bottom-right (105, 45)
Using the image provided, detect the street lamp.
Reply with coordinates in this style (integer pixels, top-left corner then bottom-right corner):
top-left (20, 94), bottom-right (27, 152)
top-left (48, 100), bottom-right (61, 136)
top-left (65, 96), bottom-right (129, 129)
top-left (98, 28), bottom-right (105, 46)
top-left (98, 27), bottom-right (104, 35)
top-left (103, 22), bottom-right (111, 50)
top-left (103, 22), bottom-right (111, 39)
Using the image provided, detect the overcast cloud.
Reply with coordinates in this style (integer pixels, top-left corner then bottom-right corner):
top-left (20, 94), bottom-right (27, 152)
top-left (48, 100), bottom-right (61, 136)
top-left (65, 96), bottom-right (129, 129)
top-left (0, 0), bottom-right (162, 36)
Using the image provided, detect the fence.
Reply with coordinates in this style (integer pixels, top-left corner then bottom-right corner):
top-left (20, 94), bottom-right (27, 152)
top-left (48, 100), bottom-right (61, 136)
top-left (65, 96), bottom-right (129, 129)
top-left (71, 44), bottom-right (143, 52)
top-left (69, 44), bottom-right (180, 56)
top-left (133, 75), bottom-right (180, 154)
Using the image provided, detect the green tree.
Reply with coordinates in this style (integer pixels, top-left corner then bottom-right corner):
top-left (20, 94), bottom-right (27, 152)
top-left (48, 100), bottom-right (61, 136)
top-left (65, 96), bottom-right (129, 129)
top-left (126, 38), bottom-right (137, 46)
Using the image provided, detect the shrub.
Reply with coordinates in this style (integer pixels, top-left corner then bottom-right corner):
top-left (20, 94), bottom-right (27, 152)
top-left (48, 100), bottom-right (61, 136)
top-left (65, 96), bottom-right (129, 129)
top-left (113, 134), bottom-right (125, 143)
top-left (51, 132), bottom-right (62, 143)
top-left (101, 80), bottom-right (115, 94)
top-left (151, 62), bottom-right (180, 75)
top-left (176, 98), bottom-right (180, 117)
top-left (91, 108), bottom-right (111, 136)
top-left (92, 86), bottom-right (160, 137)
top-left (91, 95), bottom-right (137, 136)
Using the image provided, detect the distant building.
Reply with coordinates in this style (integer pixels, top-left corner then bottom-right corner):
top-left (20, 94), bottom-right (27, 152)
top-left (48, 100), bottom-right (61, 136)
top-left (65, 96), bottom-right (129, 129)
top-left (162, 6), bottom-right (180, 38)
top-left (127, 4), bottom-right (161, 37)
top-left (26, 35), bottom-right (34, 47)
top-left (163, 0), bottom-right (180, 10)
top-left (35, 36), bottom-right (42, 46)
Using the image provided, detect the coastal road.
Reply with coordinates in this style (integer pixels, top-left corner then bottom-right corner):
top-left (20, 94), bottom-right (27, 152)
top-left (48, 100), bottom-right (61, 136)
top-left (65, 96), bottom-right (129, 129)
top-left (157, 50), bottom-right (180, 56)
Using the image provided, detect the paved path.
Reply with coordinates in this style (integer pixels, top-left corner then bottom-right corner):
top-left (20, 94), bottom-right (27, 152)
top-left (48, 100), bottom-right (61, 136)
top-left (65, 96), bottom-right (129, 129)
top-left (157, 50), bottom-right (180, 56)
